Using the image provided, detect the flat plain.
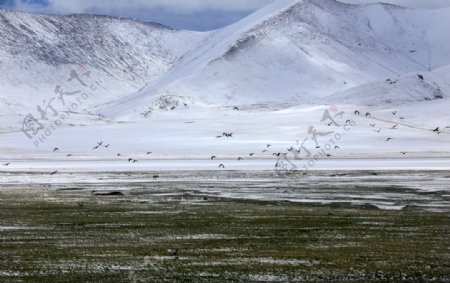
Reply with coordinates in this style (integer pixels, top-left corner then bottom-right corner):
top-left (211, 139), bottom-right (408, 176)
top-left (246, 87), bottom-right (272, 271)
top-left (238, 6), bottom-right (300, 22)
top-left (0, 170), bottom-right (449, 282)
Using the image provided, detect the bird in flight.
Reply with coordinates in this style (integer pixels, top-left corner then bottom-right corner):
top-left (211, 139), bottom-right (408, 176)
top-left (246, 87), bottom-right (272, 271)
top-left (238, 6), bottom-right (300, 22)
top-left (249, 153), bottom-right (255, 157)
top-left (365, 112), bottom-right (371, 117)
top-left (267, 144), bottom-right (271, 148)
top-left (374, 128), bottom-right (382, 133)
top-left (147, 152), bottom-right (152, 155)
top-left (392, 111), bottom-right (397, 115)
top-left (3, 163), bottom-right (10, 166)
top-left (400, 152), bottom-right (407, 155)
top-left (433, 127), bottom-right (440, 133)
top-left (354, 110), bottom-right (360, 115)
top-left (66, 154), bottom-right (73, 157)
top-left (50, 170), bottom-right (58, 175)
top-left (391, 125), bottom-right (398, 129)
top-left (53, 148), bottom-right (59, 152)
top-left (233, 107), bottom-right (239, 111)
top-left (211, 156), bottom-right (216, 160)
top-left (386, 138), bottom-right (393, 142)
top-left (370, 124), bottom-right (376, 128)
top-left (93, 145), bottom-right (100, 149)
top-left (238, 157), bottom-right (243, 161)
top-left (219, 164), bottom-right (225, 169)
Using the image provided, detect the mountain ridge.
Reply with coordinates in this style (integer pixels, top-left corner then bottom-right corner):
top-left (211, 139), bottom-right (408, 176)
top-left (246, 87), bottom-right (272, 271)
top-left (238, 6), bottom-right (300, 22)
top-left (97, 0), bottom-right (450, 118)
top-left (0, 0), bottom-right (449, 160)
top-left (0, 7), bottom-right (205, 119)
top-left (0, 7), bottom-right (173, 29)
top-left (1, 0), bottom-right (449, 121)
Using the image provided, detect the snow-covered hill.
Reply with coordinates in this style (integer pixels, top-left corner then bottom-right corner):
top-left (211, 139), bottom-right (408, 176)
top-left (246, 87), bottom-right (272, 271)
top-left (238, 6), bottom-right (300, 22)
top-left (326, 66), bottom-right (450, 105)
top-left (0, 8), bottom-right (204, 116)
top-left (2, 0), bottom-right (450, 118)
top-left (100, 0), bottom-right (450, 118)
top-left (0, 0), bottom-right (449, 164)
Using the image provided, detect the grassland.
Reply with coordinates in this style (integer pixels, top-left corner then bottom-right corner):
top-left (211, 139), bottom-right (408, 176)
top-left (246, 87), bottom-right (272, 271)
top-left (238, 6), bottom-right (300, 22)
top-left (0, 187), bottom-right (449, 282)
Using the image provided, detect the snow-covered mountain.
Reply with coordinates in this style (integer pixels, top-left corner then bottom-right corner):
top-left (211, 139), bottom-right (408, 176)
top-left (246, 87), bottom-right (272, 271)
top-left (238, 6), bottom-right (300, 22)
top-left (101, 0), bottom-right (450, 117)
top-left (2, 0), bottom-right (450, 118)
top-left (0, 8), bottom-right (204, 116)
top-left (0, 0), bottom-right (449, 162)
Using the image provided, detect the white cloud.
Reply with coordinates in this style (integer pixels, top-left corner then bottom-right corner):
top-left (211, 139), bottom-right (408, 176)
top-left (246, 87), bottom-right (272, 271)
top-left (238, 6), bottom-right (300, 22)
top-left (15, 0), bottom-right (274, 14)
top-left (339, 0), bottom-right (450, 9)
top-left (12, 0), bottom-right (450, 17)
top-left (10, 0), bottom-right (450, 30)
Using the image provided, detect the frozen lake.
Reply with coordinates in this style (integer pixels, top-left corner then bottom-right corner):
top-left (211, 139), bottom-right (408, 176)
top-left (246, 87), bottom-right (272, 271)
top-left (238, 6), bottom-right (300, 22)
top-left (1, 158), bottom-right (450, 171)
top-left (1, 169), bottom-right (449, 212)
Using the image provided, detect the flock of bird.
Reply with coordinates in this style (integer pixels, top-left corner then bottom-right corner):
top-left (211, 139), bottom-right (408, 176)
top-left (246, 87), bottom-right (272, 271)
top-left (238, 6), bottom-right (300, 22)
top-left (0, 107), bottom-right (447, 173)
top-left (354, 110), bottom-right (402, 143)
top-left (0, 140), bottom-right (150, 175)
top-left (353, 109), bottom-right (443, 145)
top-left (212, 143), bottom-right (281, 169)
top-left (210, 108), bottom-right (446, 169)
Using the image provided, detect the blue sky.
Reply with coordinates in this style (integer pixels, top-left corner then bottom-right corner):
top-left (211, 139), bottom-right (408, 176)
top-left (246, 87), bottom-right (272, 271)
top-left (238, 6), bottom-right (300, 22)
top-left (1, 0), bottom-right (449, 31)
top-left (0, 0), bottom-right (273, 30)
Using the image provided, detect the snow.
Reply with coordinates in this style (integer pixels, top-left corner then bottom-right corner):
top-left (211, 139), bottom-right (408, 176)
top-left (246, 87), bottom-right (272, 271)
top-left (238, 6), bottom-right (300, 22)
top-left (1, 101), bottom-right (450, 170)
top-left (0, 7), bottom-right (205, 118)
top-left (94, 0), bottom-right (450, 118)
top-left (326, 66), bottom-right (450, 105)
top-left (1, 170), bottom-right (448, 211)
top-left (0, 0), bottom-right (449, 170)
top-left (1, 158), bottom-right (450, 173)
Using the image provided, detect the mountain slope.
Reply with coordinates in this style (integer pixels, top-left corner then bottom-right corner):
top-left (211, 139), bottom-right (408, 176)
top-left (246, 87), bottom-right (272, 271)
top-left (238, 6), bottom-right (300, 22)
top-left (100, 0), bottom-right (450, 118)
top-left (0, 8), bottom-right (204, 112)
top-left (0, 0), bottom-right (449, 162)
top-left (326, 66), bottom-right (450, 106)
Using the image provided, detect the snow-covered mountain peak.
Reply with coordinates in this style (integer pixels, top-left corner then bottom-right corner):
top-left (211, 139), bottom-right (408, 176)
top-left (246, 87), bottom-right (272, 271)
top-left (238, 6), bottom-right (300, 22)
top-left (97, 0), bottom-right (450, 119)
top-left (0, 1), bottom-right (449, 161)
top-left (1, 1), bottom-right (450, 123)
top-left (0, 8), bottom-right (205, 117)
